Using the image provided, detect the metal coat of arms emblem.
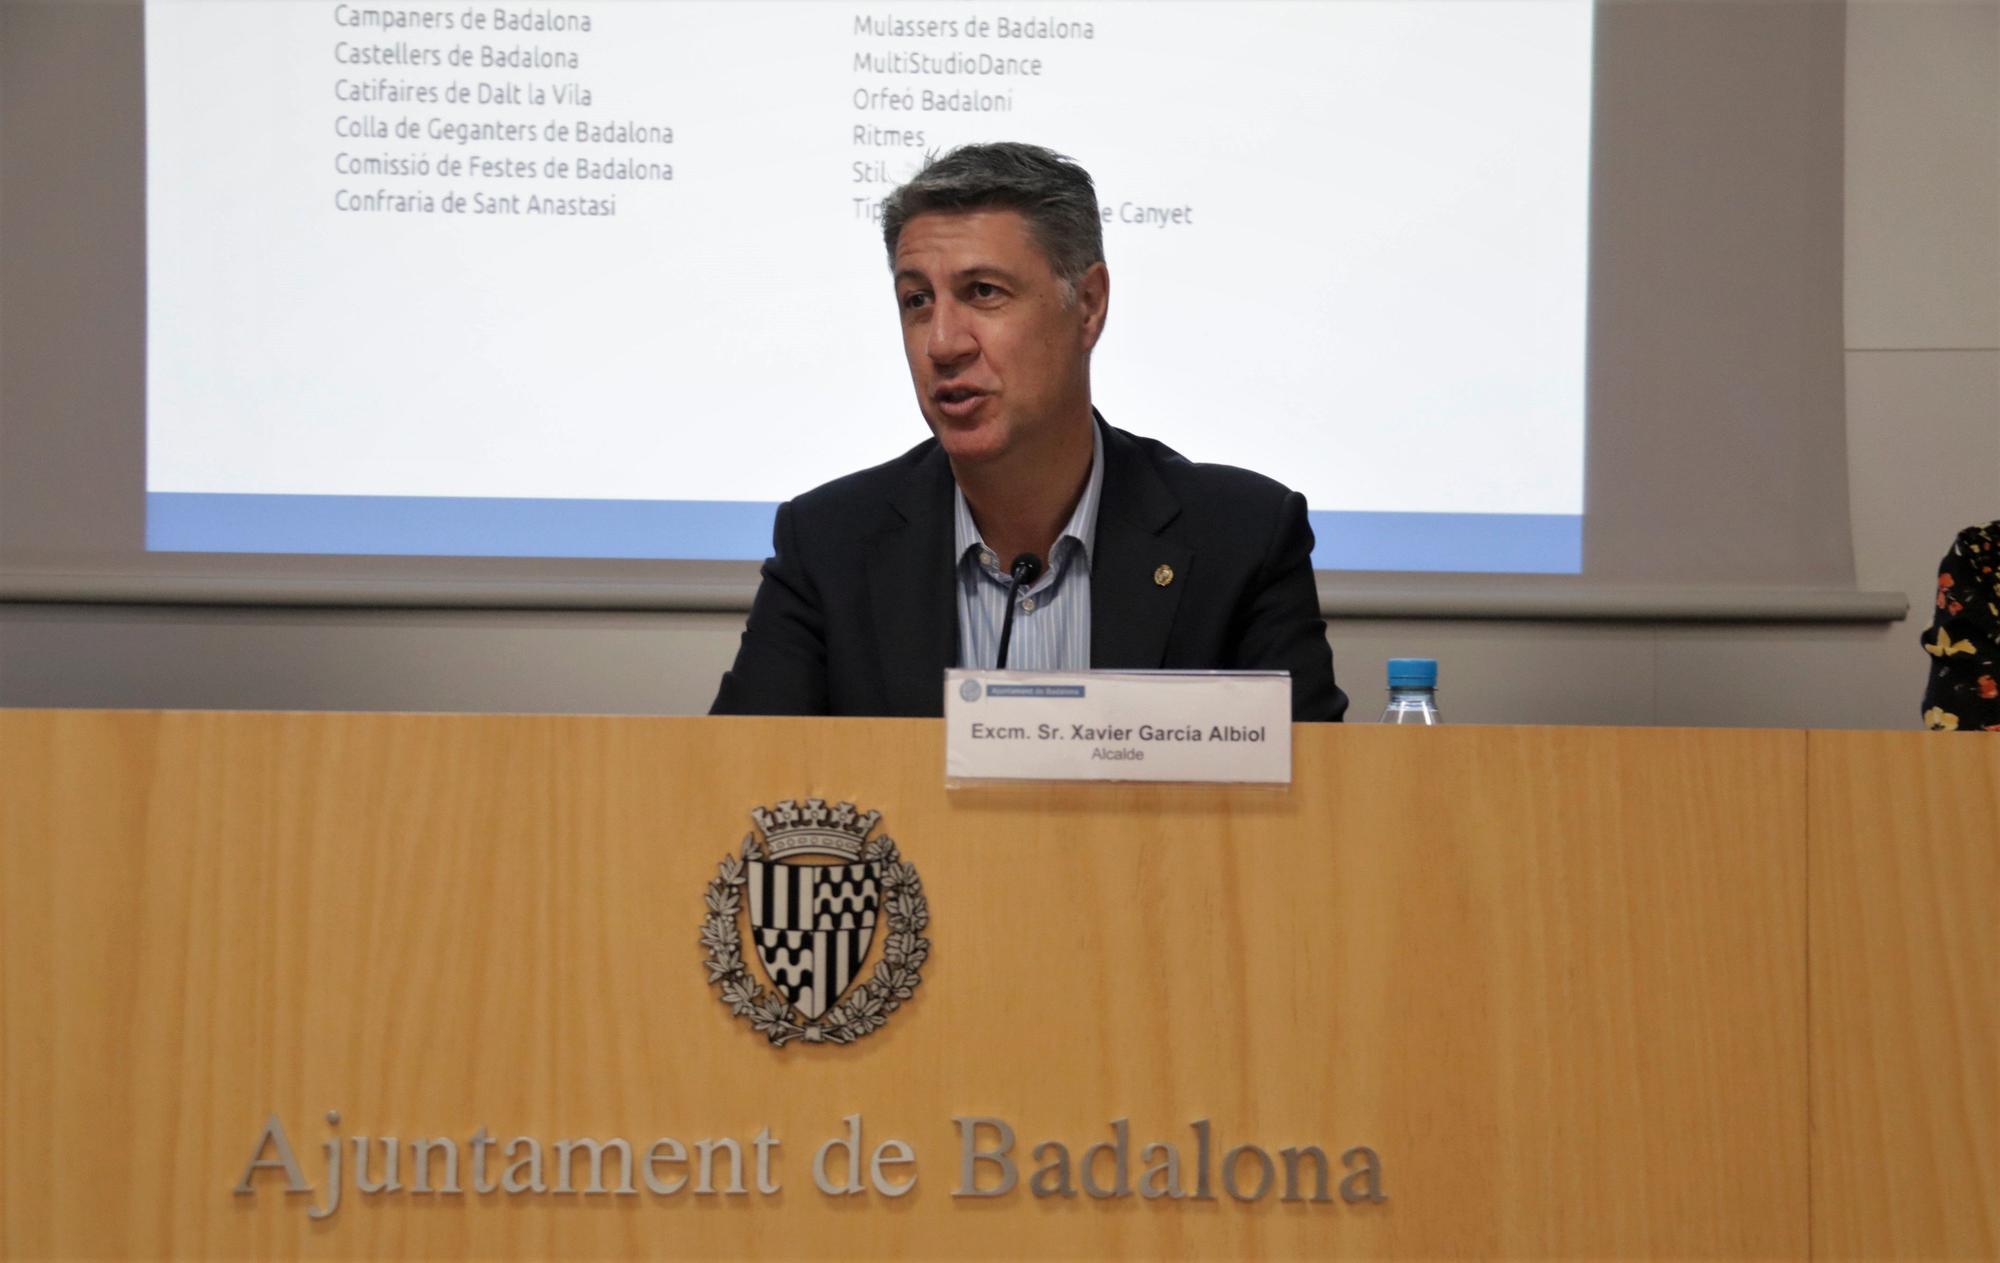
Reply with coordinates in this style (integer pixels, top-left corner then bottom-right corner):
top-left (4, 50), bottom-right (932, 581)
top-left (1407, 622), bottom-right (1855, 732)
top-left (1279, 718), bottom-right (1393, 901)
top-left (702, 799), bottom-right (929, 1046)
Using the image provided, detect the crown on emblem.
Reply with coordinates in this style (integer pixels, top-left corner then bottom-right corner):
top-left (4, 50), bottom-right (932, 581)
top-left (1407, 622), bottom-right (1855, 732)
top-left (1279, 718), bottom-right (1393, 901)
top-left (751, 798), bottom-right (880, 860)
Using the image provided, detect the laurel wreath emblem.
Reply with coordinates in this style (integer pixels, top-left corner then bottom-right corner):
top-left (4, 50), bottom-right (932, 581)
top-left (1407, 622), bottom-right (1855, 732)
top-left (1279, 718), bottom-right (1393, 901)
top-left (702, 828), bottom-right (929, 1047)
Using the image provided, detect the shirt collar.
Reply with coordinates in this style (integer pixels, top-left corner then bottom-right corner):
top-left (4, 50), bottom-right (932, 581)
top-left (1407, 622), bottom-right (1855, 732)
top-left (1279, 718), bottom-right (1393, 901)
top-left (953, 421), bottom-right (1105, 571)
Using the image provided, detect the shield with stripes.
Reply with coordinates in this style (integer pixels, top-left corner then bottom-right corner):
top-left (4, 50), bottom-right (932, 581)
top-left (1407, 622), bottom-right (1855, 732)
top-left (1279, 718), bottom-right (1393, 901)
top-left (746, 858), bottom-right (880, 1020)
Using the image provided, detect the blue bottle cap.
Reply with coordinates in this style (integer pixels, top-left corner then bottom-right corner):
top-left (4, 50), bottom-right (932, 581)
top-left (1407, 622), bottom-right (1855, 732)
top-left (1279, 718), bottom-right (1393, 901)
top-left (1386, 658), bottom-right (1438, 688)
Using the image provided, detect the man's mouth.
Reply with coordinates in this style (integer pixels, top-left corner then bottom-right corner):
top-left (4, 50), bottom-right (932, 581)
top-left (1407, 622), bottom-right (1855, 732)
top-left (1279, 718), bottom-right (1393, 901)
top-left (932, 385), bottom-right (988, 421)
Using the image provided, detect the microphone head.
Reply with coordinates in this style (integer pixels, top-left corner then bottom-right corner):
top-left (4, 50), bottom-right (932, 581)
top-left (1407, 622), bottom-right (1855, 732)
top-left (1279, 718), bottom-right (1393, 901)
top-left (1009, 553), bottom-right (1043, 584)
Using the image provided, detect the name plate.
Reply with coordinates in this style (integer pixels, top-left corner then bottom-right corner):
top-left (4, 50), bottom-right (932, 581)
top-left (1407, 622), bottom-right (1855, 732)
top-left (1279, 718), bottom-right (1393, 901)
top-left (944, 670), bottom-right (1292, 784)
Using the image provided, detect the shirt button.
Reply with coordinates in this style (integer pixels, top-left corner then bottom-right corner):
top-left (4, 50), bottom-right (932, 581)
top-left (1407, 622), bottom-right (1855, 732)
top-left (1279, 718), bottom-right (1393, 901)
top-left (1020, 597), bottom-right (1036, 612)
top-left (980, 551), bottom-right (995, 568)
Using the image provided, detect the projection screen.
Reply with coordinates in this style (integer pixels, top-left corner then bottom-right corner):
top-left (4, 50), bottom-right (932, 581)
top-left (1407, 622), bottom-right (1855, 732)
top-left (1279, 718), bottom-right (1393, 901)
top-left (141, 0), bottom-right (1592, 574)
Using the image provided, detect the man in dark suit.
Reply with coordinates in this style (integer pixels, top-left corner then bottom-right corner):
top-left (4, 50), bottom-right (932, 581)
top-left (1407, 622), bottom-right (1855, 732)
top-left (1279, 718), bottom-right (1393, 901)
top-left (711, 143), bottom-right (1345, 721)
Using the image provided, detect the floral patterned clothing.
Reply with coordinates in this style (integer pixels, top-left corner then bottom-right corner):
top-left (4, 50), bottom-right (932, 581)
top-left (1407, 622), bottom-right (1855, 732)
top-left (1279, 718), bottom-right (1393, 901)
top-left (1921, 521), bottom-right (2000, 731)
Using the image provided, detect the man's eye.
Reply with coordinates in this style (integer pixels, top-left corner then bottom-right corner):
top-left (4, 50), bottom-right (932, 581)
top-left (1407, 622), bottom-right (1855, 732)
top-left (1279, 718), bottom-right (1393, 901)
top-left (970, 282), bottom-right (1002, 300)
top-left (900, 291), bottom-right (931, 311)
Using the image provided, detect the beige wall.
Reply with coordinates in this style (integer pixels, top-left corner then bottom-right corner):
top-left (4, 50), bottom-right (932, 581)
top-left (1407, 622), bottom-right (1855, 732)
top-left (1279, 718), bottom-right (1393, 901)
top-left (1337, 0), bottom-right (1996, 730)
top-left (1835, 0), bottom-right (2000, 727)
top-left (2, 1), bottom-right (1995, 728)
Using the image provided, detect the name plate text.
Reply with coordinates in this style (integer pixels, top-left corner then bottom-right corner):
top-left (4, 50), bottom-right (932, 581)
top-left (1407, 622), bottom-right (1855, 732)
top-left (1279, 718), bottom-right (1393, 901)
top-left (944, 670), bottom-right (1292, 784)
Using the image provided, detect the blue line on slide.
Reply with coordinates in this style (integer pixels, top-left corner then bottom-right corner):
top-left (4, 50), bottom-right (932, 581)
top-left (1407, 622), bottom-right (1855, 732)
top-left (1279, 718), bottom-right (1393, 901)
top-left (146, 493), bottom-right (1582, 574)
top-left (1307, 509), bottom-right (1581, 574)
top-left (146, 493), bottom-right (778, 561)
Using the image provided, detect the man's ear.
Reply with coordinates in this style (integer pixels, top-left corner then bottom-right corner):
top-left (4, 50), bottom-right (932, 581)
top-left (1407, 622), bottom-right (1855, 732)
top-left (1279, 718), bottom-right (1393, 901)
top-left (1077, 262), bottom-right (1110, 352)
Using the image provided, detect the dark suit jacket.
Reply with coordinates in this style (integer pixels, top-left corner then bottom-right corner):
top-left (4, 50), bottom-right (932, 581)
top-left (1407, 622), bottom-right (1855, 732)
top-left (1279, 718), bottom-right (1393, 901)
top-left (710, 418), bottom-right (1347, 721)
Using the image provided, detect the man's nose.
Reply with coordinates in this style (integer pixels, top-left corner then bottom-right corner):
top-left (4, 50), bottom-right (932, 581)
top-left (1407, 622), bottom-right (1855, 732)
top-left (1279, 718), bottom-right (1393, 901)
top-left (925, 298), bottom-right (977, 367)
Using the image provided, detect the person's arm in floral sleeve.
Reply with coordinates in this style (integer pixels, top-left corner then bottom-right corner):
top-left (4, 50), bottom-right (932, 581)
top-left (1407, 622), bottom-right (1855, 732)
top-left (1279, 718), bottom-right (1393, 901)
top-left (1920, 522), bottom-right (2000, 731)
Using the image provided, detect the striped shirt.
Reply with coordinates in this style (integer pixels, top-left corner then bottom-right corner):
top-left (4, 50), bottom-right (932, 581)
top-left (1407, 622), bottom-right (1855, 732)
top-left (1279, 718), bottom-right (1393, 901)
top-left (953, 425), bottom-right (1104, 672)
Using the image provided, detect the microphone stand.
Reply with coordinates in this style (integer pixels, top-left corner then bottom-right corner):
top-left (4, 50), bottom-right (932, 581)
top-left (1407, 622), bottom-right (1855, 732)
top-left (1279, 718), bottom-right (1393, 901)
top-left (994, 552), bottom-right (1043, 669)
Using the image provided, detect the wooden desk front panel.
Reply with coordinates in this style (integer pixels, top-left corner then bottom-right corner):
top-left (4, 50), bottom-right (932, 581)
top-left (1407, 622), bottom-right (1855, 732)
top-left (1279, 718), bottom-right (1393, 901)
top-left (1809, 732), bottom-right (1999, 1259)
top-left (1, 713), bottom-right (1806, 1259)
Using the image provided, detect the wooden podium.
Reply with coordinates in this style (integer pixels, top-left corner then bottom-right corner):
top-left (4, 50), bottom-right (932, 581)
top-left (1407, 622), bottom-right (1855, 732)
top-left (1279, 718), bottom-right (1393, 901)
top-left (2, 712), bottom-right (1993, 1259)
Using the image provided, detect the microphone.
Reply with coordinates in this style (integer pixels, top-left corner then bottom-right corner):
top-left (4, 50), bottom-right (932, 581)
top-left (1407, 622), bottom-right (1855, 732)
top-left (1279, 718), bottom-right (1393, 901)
top-left (994, 552), bottom-right (1043, 670)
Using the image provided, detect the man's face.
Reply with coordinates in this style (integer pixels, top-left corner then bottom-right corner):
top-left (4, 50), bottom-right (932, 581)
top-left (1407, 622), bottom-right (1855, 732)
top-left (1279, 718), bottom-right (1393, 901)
top-left (892, 209), bottom-right (1107, 469)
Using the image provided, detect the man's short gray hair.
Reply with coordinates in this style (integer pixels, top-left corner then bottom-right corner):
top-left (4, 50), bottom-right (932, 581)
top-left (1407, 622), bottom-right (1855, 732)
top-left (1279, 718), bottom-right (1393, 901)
top-left (880, 142), bottom-right (1105, 296)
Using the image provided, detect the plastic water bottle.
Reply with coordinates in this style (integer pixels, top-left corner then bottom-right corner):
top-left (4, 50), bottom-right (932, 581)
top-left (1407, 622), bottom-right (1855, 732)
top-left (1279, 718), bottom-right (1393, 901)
top-left (1381, 658), bottom-right (1441, 725)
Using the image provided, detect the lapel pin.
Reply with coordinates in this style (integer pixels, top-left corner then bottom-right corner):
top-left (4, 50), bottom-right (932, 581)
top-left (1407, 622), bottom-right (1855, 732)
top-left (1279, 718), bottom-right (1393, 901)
top-left (1153, 564), bottom-right (1175, 587)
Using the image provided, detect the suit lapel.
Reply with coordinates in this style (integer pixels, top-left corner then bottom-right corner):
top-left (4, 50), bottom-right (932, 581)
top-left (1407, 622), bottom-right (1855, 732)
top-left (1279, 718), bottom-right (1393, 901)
top-left (1090, 421), bottom-right (1190, 670)
top-left (868, 446), bottom-right (957, 715)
